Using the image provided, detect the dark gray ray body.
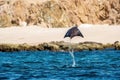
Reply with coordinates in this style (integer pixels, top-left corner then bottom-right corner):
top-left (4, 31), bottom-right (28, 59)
top-left (64, 26), bottom-right (84, 39)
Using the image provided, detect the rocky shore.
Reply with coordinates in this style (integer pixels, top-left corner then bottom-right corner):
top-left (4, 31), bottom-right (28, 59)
top-left (0, 41), bottom-right (120, 52)
top-left (0, 0), bottom-right (120, 27)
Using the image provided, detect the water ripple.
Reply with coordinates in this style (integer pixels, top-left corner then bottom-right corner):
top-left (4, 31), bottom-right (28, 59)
top-left (0, 50), bottom-right (120, 80)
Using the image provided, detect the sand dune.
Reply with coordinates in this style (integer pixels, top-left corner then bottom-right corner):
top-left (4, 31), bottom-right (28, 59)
top-left (0, 25), bottom-right (120, 45)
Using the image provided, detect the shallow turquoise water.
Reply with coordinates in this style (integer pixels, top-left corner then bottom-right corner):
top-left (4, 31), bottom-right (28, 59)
top-left (0, 49), bottom-right (120, 80)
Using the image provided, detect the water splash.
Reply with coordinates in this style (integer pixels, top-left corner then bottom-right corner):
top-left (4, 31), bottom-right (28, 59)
top-left (69, 39), bottom-right (76, 67)
top-left (69, 49), bottom-right (76, 67)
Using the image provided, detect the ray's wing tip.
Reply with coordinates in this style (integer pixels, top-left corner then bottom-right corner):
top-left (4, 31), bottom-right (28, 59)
top-left (64, 35), bottom-right (67, 38)
top-left (82, 34), bottom-right (84, 37)
top-left (81, 35), bottom-right (84, 38)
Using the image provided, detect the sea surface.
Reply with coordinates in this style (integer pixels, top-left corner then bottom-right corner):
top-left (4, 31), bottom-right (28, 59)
top-left (0, 49), bottom-right (120, 80)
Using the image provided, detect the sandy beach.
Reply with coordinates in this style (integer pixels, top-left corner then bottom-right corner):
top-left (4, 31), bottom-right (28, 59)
top-left (0, 24), bottom-right (120, 45)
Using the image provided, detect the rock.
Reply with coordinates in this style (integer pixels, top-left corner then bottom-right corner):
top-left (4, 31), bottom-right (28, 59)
top-left (17, 43), bottom-right (30, 51)
top-left (41, 43), bottom-right (60, 51)
top-left (0, 41), bottom-right (119, 52)
top-left (0, 44), bottom-right (19, 52)
top-left (0, 0), bottom-right (120, 27)
top-left (0, 11), bottom-right (12, 27)
top-left (103, 43), bottom-right (113, 49)
top-left (114, 41), bottom-right (120, 50)
top-left (81, 42), bottom-right (104, 50)
top-left (76, 45), bottom-right (89, 51)
top-left (0, 0), bottom-right (5, 6)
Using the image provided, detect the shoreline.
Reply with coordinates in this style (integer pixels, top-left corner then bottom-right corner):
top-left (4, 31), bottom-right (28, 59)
top-left (0, 25), bottom-right (120, 45)
top-left (0, 41), bottom-right (120, 52)
top-left (0, 24), bottom-right (120, 51)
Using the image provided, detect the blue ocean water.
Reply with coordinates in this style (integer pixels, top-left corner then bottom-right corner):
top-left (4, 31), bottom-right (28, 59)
top-left (0, 49), bottom-right (120, 80)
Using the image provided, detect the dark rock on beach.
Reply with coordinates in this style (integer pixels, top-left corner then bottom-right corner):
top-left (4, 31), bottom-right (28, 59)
top-left (114, 41), bottom-right (120, 50)
top-left (78, 42), bottom-right (104, 51)
top-left (0, 41), bottom-right (120, 52)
